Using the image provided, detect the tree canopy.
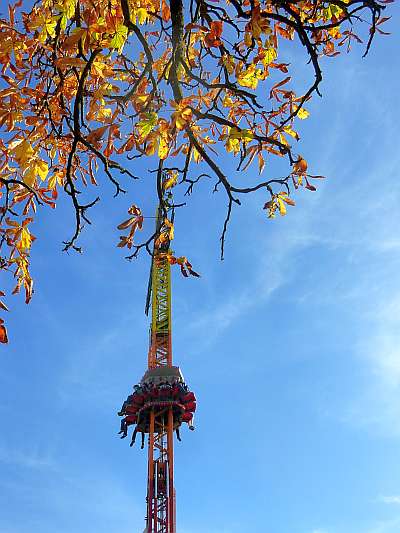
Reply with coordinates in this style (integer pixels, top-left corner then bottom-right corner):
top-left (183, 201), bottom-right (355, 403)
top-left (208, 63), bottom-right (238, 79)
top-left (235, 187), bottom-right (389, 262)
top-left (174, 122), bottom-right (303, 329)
top-left (0, 0), bottom-right (391, 342)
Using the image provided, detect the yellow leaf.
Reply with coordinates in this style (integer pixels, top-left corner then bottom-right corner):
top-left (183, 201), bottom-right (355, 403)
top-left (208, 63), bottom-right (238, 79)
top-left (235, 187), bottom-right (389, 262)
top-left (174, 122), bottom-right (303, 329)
top-left (262, 47), bottom-right (277, 66)
top-left (158, 137), bottom-right (169, 159)
top-left (171, 105), bottom-right (192, 130)
top-left (237, 64), bottom-right (264, 90)
top-left (13, 140), bottom-right (34, 167)
top-left (145, 134), bottom-right (157, 155)
top-left (19, 228), bottom-right (32, 250)
top-left (295, 106), bottom-right (310, 119)
top-left (35, 160), bottom-right (49, 181)
top-left (278, 192), bottom-right (296, 206)
top-left (163, 172), bottom-right (178, 190)
top-left (193, 146), bottom-right (201, 163)
top-left (283, 126), bottom-right (299, 140)
top-left (244, 32), bottom-right (252, 47)
top-left (136, 8), bottom-right (149, 25)
top-left (96, 107), bottom-right (112, 120)
top-left (225, 131), bottom-right (240, 154)
top-left (59, 0), bottom-right (78, 19)
top-left (229, 128), bottom-right (254, 142)
top-left (223, 95), bottom-right (233, 107)
top-left (137, 112), bottom-right (158, 139)
top-left (48, 174), bottom-right (57, 189)
top-left (23, 159), bottom-right (49, 185)
top-left (164, 218), bottom-right (174, 241)
top-left (277, 197), bottom-right (287, 215)
top-left (29, 13), bottom-right (57, 41)
top-left (110, 23), bottom-right (128, 52)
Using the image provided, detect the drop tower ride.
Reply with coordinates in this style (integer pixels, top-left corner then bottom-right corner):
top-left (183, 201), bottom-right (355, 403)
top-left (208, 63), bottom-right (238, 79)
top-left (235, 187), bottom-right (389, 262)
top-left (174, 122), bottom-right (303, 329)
top-left (118, 204), bottom-right (196, 533)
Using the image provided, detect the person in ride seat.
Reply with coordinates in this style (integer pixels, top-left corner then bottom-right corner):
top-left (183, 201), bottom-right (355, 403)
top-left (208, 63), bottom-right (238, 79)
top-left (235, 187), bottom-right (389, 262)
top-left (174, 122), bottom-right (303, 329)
top-left (129, 427), bottom-right (145, 449)
top-left (180, 382), bottom-right (189, 393)
top-left (171, 383), bottom-right (180, 399)
top-left (182, 391), bottom-right (196, 403)
top-left (182, 411), bottom-right (192, 425)
top-left (118, 384), bottom-right (146, 416)
top-left (184, 400), bottom-right (196, 412)
top-left (160, 382), bottom-right (172, 401)
top-left (117, 388), bottom-right (135, 416)
top-left (125, 402), bottom-right (139, 415)
top-left (150, 385), bottom-right (159, 400)
top-left (119, 414), bottom-right (137, 438)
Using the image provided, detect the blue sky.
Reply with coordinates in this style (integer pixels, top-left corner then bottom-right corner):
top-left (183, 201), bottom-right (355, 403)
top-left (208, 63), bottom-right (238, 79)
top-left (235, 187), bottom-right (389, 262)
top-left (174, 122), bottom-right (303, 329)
top-left (1, 6), bottom-right (400, 533)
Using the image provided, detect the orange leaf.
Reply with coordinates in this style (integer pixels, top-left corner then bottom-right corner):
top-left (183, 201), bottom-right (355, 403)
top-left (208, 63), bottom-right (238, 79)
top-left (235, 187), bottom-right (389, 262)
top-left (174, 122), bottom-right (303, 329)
top-left (305, 182), bottom-right (317, 191)
top-left (204, 21), bottom-right (223, 48)
top-left (86, 125), bottom-right (109, 144)
top-left (161, 0), bottom-right (171, 22)
top-left (0, 324), bottom-right (8, 344)
top-left (293, 157), bottom-right (308, 174)
top-left (54, 57), bottom-right (86, 69)
top-left (117, 217), bottom-right (136, 230)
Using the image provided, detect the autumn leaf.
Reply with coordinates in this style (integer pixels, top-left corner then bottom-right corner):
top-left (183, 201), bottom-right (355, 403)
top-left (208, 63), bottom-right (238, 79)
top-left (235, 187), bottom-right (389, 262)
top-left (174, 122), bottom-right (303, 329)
top-left (171, 103), bottom-right (192, 131)
top-left (35, 160), bottom-right (49, 181)
top-left (110, 23), bottom-right (128, 52)
top-left (54, 57), bottom-right (86, 69)
top-left (204, 21), bottom-right (223, 48)
top-left (237, 64), bottom-right (265, 89)
top-left (0, 322), bottom-right (8, 344)
top-left (262, 47), bottom-right (277, 66)
top-left (305, 181), bottom-right (317, 191)
top-left (117, 204), bottom-right (143, 249)
top-left (63, 28), bottom-right (86, 50)
top-left (136, 8), bottom-right (149, 25)
top-left (28, 13), bottom-right (57, 42)
top-left (294, 106), bottom-right (310, 119)
top-left (86, 125), bottom-right (109, 144)
top-left (161, 0), bottom-right (171, 22)
top-left (293, 157), bottom-right (308, 174)
top-left (225, 127), bottom-right (253, 154)
top-left (12, 140), bottom-right (34, 166)
top-left (263, 192), bottom-right (295, 218)
top-left (277, 197), bottom-right (287, 215)
top-left (167, 254), bottom-right (200, 277)
top-left (117, 217), bottom-right (139, 230)
top-left (23, 159), bottom-right (49, 186)
top-left (137, 112), bottom-right (158, 140)
top-left (158, 136), bottom-right (169, 159)
top-left (283, 126), bottom-right (299, 140)
top-left (163, 172), bottom-right (178, 190)
top-left (246, 6), bottom-right (271, 40)
top-left (158, 119), bottom-right (170, 159)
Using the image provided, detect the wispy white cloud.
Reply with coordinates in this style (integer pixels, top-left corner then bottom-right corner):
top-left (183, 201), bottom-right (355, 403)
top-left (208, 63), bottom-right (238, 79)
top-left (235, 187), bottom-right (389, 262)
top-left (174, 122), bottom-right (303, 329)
top-left (187, 259), bottom-right (285, 341)
top-left (379, 495), bottom-right (400, 505)
top-left (0, 445), bottom-right (56, 470)
top-left (0, 456), bottom-right (144, 533)
top-left (343, 290), bottom-right (400, 436)
top-left (366, 517), bottom-right (400, 533)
